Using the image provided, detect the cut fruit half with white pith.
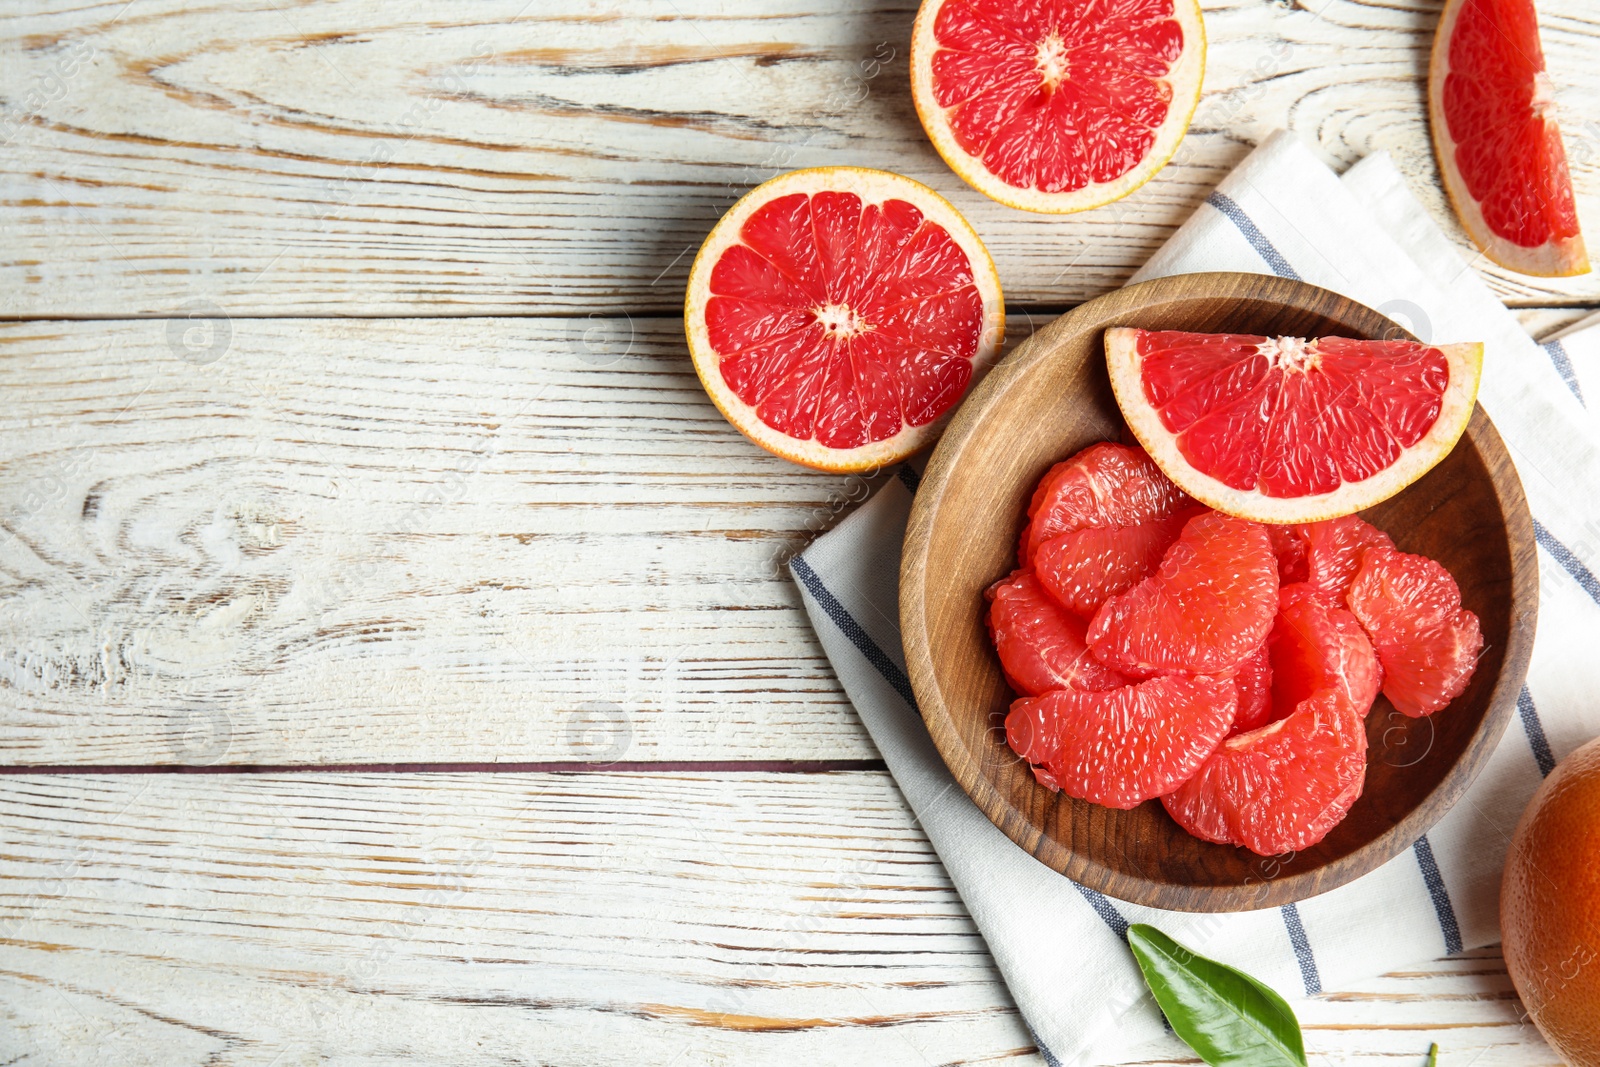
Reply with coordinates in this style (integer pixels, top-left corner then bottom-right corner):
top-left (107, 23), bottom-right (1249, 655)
top-left (1105, 327), bottom-right (1483, 524)
top-left (685, 167), bottom-right (1005, 472)
top-left (910, 0), bottom-right (1206, 214)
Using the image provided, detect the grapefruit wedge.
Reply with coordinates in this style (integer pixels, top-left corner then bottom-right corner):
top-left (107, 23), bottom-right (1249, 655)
top-left (909, 0), bottom-right (1205, 213)
top-left (685, 168), bottom-right (1004, 472)
top-left (1106, 328), bottom-right (1483, 523)
top-left (1429, 0), bottom-right (1589, 276)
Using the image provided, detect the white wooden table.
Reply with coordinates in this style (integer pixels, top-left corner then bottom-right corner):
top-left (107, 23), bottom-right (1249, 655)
top-left (1, 1), bottom-right (1593, 1063)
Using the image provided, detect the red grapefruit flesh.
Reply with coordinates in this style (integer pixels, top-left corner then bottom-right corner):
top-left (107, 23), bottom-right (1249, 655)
top-left (1229, 640), bottom-right (1275, 735)
top-left (1298, 515), bottom-right (1396, 599)
top-left (1163, 688), bottom-right (1369, 856)
top-left (1020, 442), bottom-right (1192, 563)
top-left (1087, 510), bottom-right (1279, 676)
top-left (686, 168), bottom-right (1004, 472)
top-left (1269, 583), bottom-right (1383, 722)
top-left (1006, 675), bottom-right (1236, 809)
top-left (1268, 524), bottom-right (1310, 585)
top-left (1106, 328), bottom-right (1483, 523)
top-left (1429, 0), bottom-right (1589, 277)
top-left (987, 570), bottom-right (1130, 696)
top-left (1347, 546), bottom-right (1483, 716)
top-left (1033, 510), bottom-right (1193, 618)
top-left (910, 0), bottom-right (1206, 213)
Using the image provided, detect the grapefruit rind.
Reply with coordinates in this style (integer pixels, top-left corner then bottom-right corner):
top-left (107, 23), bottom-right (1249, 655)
top-left (908, 0), bottom-right (1207, 215)
top-left (1427, 0), bottom-right (1590, 278)
top-left (1104, 327), bottom-right (1484, 524)
top-left (684, 167), bottom-right (1005, 473)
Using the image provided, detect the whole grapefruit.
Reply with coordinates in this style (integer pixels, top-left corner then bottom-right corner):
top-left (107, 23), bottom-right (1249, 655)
top-left (1502, 736), bottom-right (1600, 1065)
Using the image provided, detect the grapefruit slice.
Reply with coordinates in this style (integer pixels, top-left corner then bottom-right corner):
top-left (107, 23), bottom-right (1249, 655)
top-left (1086, 510), bottom-right (1278, 676)
top-left (987, 570), bottom-right (1130, 696)
top-left (685, 168), bottom-right (1004, 472)
top-left (1107, 328), bottom-right (1483, 523)
top-left (909, 0), bottom-right (1206, 213)
top-left (1162, 688), bottom-right (1368, 856)
top-left (1429, 0), bottom-right (1589, 277)
top-left (1347, 546), bottom-right (1483, 716)
top-left (1006, 675), bottom-right (1236, 808)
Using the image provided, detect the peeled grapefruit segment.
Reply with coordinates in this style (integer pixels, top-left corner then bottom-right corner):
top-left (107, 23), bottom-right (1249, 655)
top-left (1429, 0), bottom-right (1589, 277)
top-left (1020, 442), bottom-right (1192, 563)
top-left (1296, 515), bottom-right (1396, 599)
top-left (1270, 583), bottom-right (1383, 723)
top-left (987, 570), bottom-right (1130, 696)
top-left (1107, 328), bottom-right (1483, 523)
top-left (1229, 641), bottom-right (1275, 735)
top-left (909, 0), bottom-right (1206, 213)
top-left (1347, 546), bottom-right (1483, 716)
top-left (1162, 688), bottom-right (1369, 856)
top-left (1006, 675), bottom-right (1236, 808)
top-left (1034, 511), bottom-right (1193, 618)
top-left (1087, 510), bottom-right (1278, 676)
top-left (685, 168), bottom-right (1004, 472)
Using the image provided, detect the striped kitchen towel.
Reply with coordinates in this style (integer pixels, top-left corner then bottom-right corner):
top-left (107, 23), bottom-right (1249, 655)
top-left (791, 130), bottom-right (1600, 1066)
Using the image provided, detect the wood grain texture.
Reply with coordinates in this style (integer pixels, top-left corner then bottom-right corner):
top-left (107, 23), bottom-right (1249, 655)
top-left (902, 273), bottom-right (1536, 911)
top-left (0, 315), bottom-right (900, 766)
top-left (0, 772), bottom-right (1563, 1066)
top-left (3, 0), bottom-right (1599, 319)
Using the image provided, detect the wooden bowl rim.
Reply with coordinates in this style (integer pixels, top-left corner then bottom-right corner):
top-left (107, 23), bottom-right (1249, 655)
top-left (899, 271), bottom-right (1537, 912)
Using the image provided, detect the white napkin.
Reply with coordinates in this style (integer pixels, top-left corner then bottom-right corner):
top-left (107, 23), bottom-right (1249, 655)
top-left (790, 130), bottom-right (1600, 1066)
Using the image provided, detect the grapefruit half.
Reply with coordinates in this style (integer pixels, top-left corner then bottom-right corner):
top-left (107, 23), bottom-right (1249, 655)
top-left (685, 168), bottom-right (1004, 472)
top-left (1429, 0), bottom-right (1589, 276)
top-left (909, 0), bottom-right (1205, 213)
top-left (1106, 328), bottom-right (1483, 524)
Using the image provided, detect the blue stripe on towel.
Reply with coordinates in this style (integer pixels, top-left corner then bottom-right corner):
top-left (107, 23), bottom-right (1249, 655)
top-left (1413, 835), bottom-right (1464, 955)
top-left (1072, 882), bottom-right (1131, 942)
top-left (895, 464), bottom-right (921, 494)
top-left (1279, 903), bottom-right (1321, 995)
top-left (1541, 339), bottom-right (1586, 407)
top-left (789, 555), bottom-right (917, 709)
top-left (1517, 685), bottom-right (1557, 777)
top-left (1533, 518), bottom-right (1600, 607)
top-left (1205, 192), bottom-right (1304, 281)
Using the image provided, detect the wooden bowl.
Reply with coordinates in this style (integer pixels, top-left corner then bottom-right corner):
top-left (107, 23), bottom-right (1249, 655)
top-left (900, 272), bottom-right (1537, 912)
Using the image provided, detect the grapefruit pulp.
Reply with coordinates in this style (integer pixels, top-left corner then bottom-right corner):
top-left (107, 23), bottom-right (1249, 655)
top-left (685, 168), bottom-right (1004, 472)
top-left (1429, 0), bottom-right (1589, 277)
top-left (909, 0), bottom-right (1206, 213)
top-left (1106, 328), bottom-right (1483, 523)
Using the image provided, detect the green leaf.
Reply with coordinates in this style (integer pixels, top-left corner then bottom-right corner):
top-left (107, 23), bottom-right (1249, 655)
top-left (1126, 923), bottom-right (1308, 1067)
top-left (1427, 1042), bottom-right (1439, 1067)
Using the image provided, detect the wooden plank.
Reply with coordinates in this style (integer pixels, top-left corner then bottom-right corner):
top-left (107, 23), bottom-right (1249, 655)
top-left (3, 0), bottom-right (1598, 319)
top-left (0, 316), bottom-right (894, 765)
top-left (0, 772), bottom-right (1559, 1066)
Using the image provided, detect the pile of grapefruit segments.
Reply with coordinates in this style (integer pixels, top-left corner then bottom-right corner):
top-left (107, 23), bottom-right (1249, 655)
top-left (991, 441), bottom-right (1485, 857)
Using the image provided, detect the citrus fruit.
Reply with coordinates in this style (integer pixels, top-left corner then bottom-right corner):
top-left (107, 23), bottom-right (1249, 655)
top-left (1268, 523), bottom-right (1309, 585)
top-left (1429, 0), bottom-right (1589, 277)
top-left (1162, 688), bottom-right (1369, 856)
top-left (1346, 545), bottom-right (1483, 716)
top-left (1296, 515), bottom-right (1396, 598)
top-left (1229, 641), bottom-right (1275, 735)
top-left (1269, 583), bottom-right (1382, 723)
top-left (987, 570), bottom-right (1129, 695)
top-left (909, 0), bottom-right (1206, 213)
top-left (1034, 510), bottom-right (1194, 618)
top-left (1106, 328), bottom-right (1484, 524)
top-left (1502, 736), bottom-right (1600, 1066)
top-left (1087, 510), bottom-right (1278, 675)
top-left (1006, 675), bottom-right (1236, 808)
top-left (1019, 441), bottom-right (1192, 563)
top-left (685, 167), bottom-right (1004, 472)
